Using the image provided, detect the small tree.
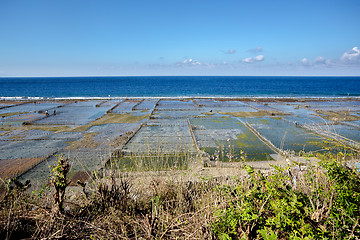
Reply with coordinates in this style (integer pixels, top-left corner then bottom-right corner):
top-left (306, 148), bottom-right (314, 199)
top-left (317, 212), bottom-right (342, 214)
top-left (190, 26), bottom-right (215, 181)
top-left (51, 156), bottom-right (70, 215)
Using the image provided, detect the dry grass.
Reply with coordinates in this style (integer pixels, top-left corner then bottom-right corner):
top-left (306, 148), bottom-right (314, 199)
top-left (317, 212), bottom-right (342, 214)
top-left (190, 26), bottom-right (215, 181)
top-left (315, 109), bottom-right (360, 121)
top-left (202, 112), bottom-right (216, 116)
top-left (24, 125), bottom-right (71, 132)
top-left (0, 166), bottom-right (222, 239)
top-left (7, 133), bottom-right (26, 140)
top-left (0, 130), bottom-right (11, 137)
top-left (0, 125), bottom-right (71, 133)
top-left (66, 132), bottom-right (100, 150)
top-left (0, 112), bottom-right (29, 118)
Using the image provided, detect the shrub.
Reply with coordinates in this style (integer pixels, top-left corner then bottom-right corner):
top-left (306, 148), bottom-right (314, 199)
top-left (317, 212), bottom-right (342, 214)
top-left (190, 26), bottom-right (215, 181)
top-left (212, 152), bottom-right (360, 239)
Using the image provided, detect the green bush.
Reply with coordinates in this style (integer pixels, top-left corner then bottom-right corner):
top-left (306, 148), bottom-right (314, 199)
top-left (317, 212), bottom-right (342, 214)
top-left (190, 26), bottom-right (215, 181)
top-left (212, 152), bottom-right (360, 239)
top-left (320, 152), bottom-right (360, 239)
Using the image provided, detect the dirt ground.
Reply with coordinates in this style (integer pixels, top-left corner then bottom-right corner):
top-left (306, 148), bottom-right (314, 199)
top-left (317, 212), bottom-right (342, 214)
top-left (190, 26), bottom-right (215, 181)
top-left (0, 157), bottom-right (46, 179)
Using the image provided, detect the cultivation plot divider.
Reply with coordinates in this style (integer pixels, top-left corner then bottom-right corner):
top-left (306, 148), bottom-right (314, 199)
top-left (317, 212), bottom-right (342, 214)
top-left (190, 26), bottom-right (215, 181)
top-left (281, 116), bottom-right (360, 151)
top-left (102, 122), bottom-right (146, 168)
top-left (132, 99), bottom-right (144, 111)
top-left (94, 100), bottom-right (109, 107)
top-left (341, 121), bottom-right (360, 129)
top-left (246, 102), bottom-right (271, 112)
top-left (187, 118), bottom-right (200, 154)
top-left (150, 99), bottom-right (160, 117)
top-left (302, 124), bottom-right (360, 151)
top-left (0, 101), bottom-right (28, 110)
top-left (106, 100), bottom-right (123, 113)
top-left (244, 121), bottom-right (284, 156)
top-left (192, 99), bottom-right (201, 108)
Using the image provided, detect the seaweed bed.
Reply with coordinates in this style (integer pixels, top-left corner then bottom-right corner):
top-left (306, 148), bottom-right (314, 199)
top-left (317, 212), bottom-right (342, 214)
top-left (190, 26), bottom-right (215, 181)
top-left (0, 97), bottom-right (359, 183)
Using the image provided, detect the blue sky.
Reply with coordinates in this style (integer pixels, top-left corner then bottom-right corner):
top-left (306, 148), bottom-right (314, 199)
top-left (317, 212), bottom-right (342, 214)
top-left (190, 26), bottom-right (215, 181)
top-left (0, 0), bottom-right (359, 76)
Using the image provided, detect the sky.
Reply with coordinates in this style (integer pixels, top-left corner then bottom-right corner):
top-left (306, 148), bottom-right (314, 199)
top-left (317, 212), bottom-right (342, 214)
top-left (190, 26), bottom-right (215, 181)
top-left (0, 0), bottom-right (359, 77)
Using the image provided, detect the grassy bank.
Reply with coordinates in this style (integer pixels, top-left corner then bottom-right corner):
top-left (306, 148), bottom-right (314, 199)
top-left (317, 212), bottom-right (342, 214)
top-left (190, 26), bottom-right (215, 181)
top-left (0, 151), bottom-right (359, 239)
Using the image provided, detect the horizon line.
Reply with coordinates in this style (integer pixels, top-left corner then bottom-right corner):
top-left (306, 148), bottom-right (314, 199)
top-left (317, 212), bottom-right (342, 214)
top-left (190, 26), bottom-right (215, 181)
top-left (1, 75), bottom-right (360, 78)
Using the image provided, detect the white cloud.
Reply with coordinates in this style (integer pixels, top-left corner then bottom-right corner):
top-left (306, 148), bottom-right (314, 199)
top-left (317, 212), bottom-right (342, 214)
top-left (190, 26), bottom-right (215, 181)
top-left (300, 46), bottom-right (360, 69)
top-left (301, 58), bottom-right (309, 66)
top-left (300, 56), bottom-right (334, 67)
top-left (314, 56), bottom-right (326, 64)
top-left (224, 49), bottom-right (236, 54)
top-left (248, 46), bottom-right (263, 53)
top-left (242, 54), bottom-right (264, 63)
top-left (255, 55), bottom-right (264, 61)
top-left (176, 58), bottom-right (202, 67)
top-left (341, 46), bottom-right (360, 64)
top-left (183, 58), bottom-right (201, 65)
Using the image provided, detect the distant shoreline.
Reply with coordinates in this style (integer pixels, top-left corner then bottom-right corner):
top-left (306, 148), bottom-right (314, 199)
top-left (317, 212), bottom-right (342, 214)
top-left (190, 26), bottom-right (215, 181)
top-left (1, 96), bottom-right (360, 101)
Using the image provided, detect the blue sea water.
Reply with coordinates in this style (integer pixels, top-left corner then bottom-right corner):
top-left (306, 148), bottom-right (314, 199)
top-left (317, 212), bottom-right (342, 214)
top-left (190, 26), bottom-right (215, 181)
top-left (0, 76), bottom-right (359, 98)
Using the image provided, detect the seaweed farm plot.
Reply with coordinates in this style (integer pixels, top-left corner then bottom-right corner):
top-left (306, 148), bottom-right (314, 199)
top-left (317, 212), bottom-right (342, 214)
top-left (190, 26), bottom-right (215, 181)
top-left (0, 98), bottom-right (358, 184)
top-left (19, 121), bottom-right (147, 184)
top-left (35, 100), bottom-right (116, 125)
top-left (0, 101), bottom-right (62, 115)
top-left (111, 119), bottom-right (197, 171)
top-left (195, 99), bottom-right (256, 113)
top-left (0, 101), bottom-right (23, 109)
top-left (149, 99), bottom-right (202, 119)
top-left (246, 117), bottom-right (329, 154)
top-left (86, 123), bottom-right (143, 145)
top-left (97, 99), bottom-right (122, 107)
top-left (296, 100), bottom-right (360, 112)
top-left (0, 139), bottom-right (68, 179)
top-left (1, 129), bottom-right (53, 140)
top-left (312, 123), bottom-right (360, 143)
top-left (0, 139), bottom-right (67, 160)
top-left (151, 109), bottom-right (201, 119)
top-left (156, 99), bottom-right (198, 110)
top-left (124, 121), bottom-right (195, 154)
top-left (0, 101), bottom-right (63, 125)
top-left (5, 99), bottom-right (150, 183)
top-left (268, 102), bottom-right (331, 125)
top-left (347, 120), bottom-right (360, 128)
top-left (194, 99), bottom-right (248, 108)
top-left (246, 102), bottom-right (279, 111)
top-left (133, 99), bottom-right (158, 111)
top-left (110, 99), bottom-right (141, 113)
top-left (190, 116), bottom-right (275, 161)
top-left (0, 112), bottom-right (47, 125)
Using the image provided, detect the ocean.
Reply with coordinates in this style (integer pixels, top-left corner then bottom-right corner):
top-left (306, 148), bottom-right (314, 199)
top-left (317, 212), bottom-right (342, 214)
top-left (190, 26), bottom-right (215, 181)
top-left (0, 76), bottom-right (360, 98)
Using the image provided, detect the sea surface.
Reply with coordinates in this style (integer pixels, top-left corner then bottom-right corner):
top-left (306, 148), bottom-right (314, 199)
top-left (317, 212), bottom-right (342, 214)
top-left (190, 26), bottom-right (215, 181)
top-left (0, 76), bottom-right (360, 98)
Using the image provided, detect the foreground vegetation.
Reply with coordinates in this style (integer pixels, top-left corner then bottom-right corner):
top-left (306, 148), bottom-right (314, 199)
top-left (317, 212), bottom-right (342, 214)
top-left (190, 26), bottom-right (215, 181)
top-left (0, 152), bottom-right (359, 239)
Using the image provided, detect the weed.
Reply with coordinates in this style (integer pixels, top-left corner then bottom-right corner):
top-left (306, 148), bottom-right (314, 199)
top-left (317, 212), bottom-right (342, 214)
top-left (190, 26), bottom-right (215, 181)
top-left (51, 155), bottom-right (70, 215)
